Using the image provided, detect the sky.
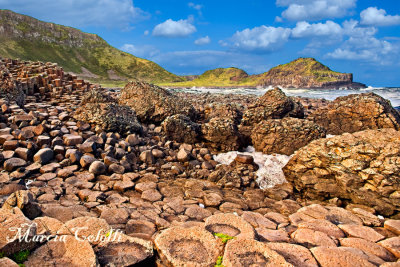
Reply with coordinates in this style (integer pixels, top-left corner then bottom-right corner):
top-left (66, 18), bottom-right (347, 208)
top-left (1, 0), bottom-right (400, 86)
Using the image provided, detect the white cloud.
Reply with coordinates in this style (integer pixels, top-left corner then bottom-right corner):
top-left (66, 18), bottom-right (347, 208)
top-left (0, 0), bottom-right (149, 29)
top-left (360, 7), bottom-right (400, 27)
top-left (291, 21), bottom-right (342, 38)
top-left (121, 44), bottom-right (159, 58)
top-left (152, 19), bottom-right (196, 37)
top-left (326, 36), bottom-right (398, 64)
top-left (230, 26), bottom-right (291, 52)
top-left (194, 36), bottom-right (211, 45)
top-left (276, 0), bottom-right (356, 21)
top-left (150, 50), bottom-right (269, 75)
top-left (188, 3), bottom-right (203, 16)
top-left (144, 30), bottom-right (149, 36)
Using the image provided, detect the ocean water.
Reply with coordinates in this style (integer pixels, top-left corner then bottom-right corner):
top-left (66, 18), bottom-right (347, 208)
top-left (174, 86), bottom-right (400, 107)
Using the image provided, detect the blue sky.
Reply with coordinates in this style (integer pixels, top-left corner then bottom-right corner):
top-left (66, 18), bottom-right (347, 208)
top-left (1, 0), bottom-right (400, 86)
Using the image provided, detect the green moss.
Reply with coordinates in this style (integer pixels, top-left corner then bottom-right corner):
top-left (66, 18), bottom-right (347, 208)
top-left (214, 256), bottom-right (224, 267)
top-left (11, 250), bottom-right (30, 264)
top-left (213, 233), bottom-right (235, 243)
top-left (0, 252), bottom-right (5, 258)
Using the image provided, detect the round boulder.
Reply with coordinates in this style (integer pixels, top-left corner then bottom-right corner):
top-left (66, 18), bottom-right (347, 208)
top-left (118, 81), bottom-right (196, 123)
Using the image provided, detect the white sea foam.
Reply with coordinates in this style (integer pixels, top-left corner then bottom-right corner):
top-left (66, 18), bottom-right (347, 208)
top-left (171, 86), bottom-right (400, 107)
top-left (214, 146), bottom-right (292, 189)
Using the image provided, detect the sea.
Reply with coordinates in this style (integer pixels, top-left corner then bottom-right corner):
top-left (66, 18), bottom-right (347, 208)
top-left (172, 86), bottom-right (400, 189)
top-left (171, 86), bottom-right (400, 107)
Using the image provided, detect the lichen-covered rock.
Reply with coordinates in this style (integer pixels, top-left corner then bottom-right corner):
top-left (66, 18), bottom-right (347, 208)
top-left (240, 88), bottom-right (304, 136)
top-left (203, 103), bottom-right (242, 124)
top-left (74, 89), bottom-right (142, 134)
top-left (251, 118), bottom-right (326, 155)
top-left (202, 117), bottom-right (242, 152)
top-left (119, 81), bottom-right (196, 123)
top-left (283, 128), bottom-right (400, 216)
top-left (162, 114), bottom-right (201, 144)
top-left (309, 92), bottom-right (400, 134)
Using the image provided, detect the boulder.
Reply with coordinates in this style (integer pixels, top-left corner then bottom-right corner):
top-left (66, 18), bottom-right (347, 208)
top-left (202, 117), bottom-right (242, 152)
top-left (154, 226), bottom-right (223, 266)
top-left (74, 89), bottom-right (142, 134)
top-left (203, 103), bottom-right (243, 124)
top-left (309, 92), bottom-right (400, 134)
top-left (118, 81), bottom-right (196, 123)
top-left (33, 148), bottom-right (54, 164)
top-left (251, 118), bottom-right (326, 155)
top-left (240, 88), bottom-right (304, 137)
top-left (283, 129), bottom-right (400, 216)
top-left (311, 247), bottom-right (376, 267)
top-left (162, 114), bottom-right (201, 144)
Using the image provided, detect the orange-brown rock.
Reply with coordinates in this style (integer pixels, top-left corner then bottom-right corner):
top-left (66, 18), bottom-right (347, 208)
top-left (251, 118), bottom-right (326, 155)
top-left (309, 92), bottom-right (400, 134)
top-left (283, 129), bottom-right (400, 216)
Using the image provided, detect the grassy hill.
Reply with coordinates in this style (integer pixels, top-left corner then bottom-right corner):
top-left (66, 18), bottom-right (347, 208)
top-left (159, 67), bottom-right (260, 87)
top-left (161, 58), bottom-right (356, 88)
top-left (0, 9), bottom-right (183, 86)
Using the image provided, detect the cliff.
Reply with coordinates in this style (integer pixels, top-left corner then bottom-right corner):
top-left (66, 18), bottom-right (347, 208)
top-left (256, 58), bottom-right (365, 89)
top-left (0, 9), bottom-right (183, 84)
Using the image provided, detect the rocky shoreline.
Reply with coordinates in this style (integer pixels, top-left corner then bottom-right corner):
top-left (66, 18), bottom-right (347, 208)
top-left (1, 57), bottom-right (400, 266)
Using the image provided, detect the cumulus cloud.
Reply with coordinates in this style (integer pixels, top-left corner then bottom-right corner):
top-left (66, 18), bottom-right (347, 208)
top-left (291, 21), bottom-right (342, 38)
top-left (0, 0), bottom-right (149, 29)
top-left (150, 50), bottom-right (269, 75)
top-left (360, 7), bottom-right (400, 27)
top-left (120, 44), bottom-right (159, 58)
top-left (326, 36), bottom-right (398, 64)
top-left (194, 36), bottom-right (211, 45)
top-left (152, 18), bottom-right (196, 37)
top-left (276, 0), bottom-right (356, 21)
top-left (230, 26), bottom-right (291, 53)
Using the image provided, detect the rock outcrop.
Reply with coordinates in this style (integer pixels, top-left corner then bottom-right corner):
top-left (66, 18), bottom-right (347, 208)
top-left (251, 118), bottom-right (326, 155)
top-left (119, 81), bottom-right (196, 123)
top-left (308, 92), bottom-right (400, 135)
top-left (74, 89), bottom-right (143, 134)
top-left (257, 58), bottom-right (366, 89)
top-left (283, 128), bottom-right (400, 216)
top-left (240, 88), bottom-right (304, 139)
top-left (162, 114), bottom-right (201, 144)
top-left (202, 118), bottom-right (242, 152)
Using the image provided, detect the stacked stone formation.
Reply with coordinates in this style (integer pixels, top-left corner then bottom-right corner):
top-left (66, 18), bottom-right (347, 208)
top-left (0, 57), bottom-right (400, 266)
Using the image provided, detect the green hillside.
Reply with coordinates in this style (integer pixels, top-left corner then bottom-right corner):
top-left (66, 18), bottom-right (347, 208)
top-left (0, 9), bottom-right (183, 86)
top-left (159, 67), bottom-right (260, 87)
top-left (162, 58), bottom-right (355, 88)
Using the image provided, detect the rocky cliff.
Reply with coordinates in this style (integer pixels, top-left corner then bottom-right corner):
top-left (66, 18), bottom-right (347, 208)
top-left (256, 58), bottom-right (365, 89)
top-left (0, 9), bottom-right (183, 84)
